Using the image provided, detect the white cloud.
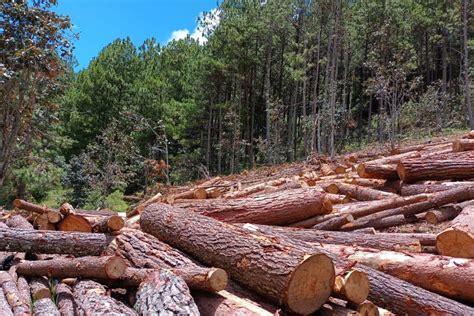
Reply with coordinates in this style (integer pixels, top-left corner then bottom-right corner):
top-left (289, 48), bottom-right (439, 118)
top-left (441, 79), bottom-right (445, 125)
top-left (167, 8), bottom-right (221, 45)
top-left (167, 29), bottom-right (190, 43)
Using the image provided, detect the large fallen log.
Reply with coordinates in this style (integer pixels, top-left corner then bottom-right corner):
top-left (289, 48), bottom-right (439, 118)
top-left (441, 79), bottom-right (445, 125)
top-left (401, 181), bottom-right (474, 196)
top-left (242, 225), bottom-right (426, 252)
top-left (0, 288), bottom-right (13, 316)
top-left (453, 138), bottom-right (474, 152)
top-left (325, 244), bottom-right (474, 303)
top-left (425, 200), bottom-right (474, 224)
top-left (140, 203), bottom-right (335, 314)
top-left (107, 229), bottom-right (227, 292)
top-left (242, 224), bottom-right (474, 315)
top-left (344, 186), bottom-right (474, 230)
top-left (325, 183), bottom-right (397, 201)
top-left (0, 228), bottom-right (114, 256)
top-left (134, 270), bottom-right (200, 315)
top-left (33, 298), bottom-right (60, 316)
top-left (398, 158), bottom-right (474, 182)
top-left (173, 188), bottom-right (332, 225)
top-left (73, 280), bottom-right (137, 315)
top-left (56, 283), bottom-right (80, 316)
top-left (357, 163), bottom-right (399, 180)
top-left (17, 256), bottom-right (127, 280)
top-left (436, 204), bottom-right (474, 258)
top-left (0, 271), bottom-right (31, 315)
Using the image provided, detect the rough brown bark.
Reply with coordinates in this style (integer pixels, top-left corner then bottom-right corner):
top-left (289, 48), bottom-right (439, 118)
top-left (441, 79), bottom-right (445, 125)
top-left (453, 139), bottom-right (474, 152)
top-left (57, 214), bottom-right (92, 233)
top-left (242, 225), bottom-right (474, 315)
top-left (425, 204), bottom-right (463, 224)
top-left (127, 192), bottom-right (162, 218)
top-left (398, 158), bottom-right (474, 182)
top-left (345, 186), bottom-right (474, 230)
top-left (357, 163), bottom-right (399, 180)
top-left (29, 277), bottom-right (51, 300)
top-left (174, 188), bottom-right (332, 225)
top-left (0, 288), bottom-right (14, 316)
top-left (73, 280), bottom-right (137, 315)
top-left (436, 204), bottom-right (474, 258)
top-left (90, 215), bottom-right (124, 233)
top-left (0, 271), bottom-right (31, 315)
top-left (107, 229), bottom-right (227, 292)
top-left (33, 298), bottom-right (59, 316)
top-left (0, 228), bottom-right (114, 256)
top-left (342, 214), bottom-right (421, 231)
top-left (401, 181), bottom-right (474, 196)
top-left (223, 178), bottom-right (288, 199)
top-left (242, 224), bottom-right (424, 252)
top-left (17, 256), bottom-right (127, 280)
top-left (6, 215), bottom-right (33, 230)
top-left (16, 276), bottom-right (31, 312)
top-left (56, 283), bottom-right (79, 316)
top-left (140, 203), bottom-right (335, 314)
top-left (13, 199), bottom-right (62, 224)
top-left (134, 270), bottom-right (200, 315)
top-left (171, 188), bottom-right (208, 201)
top-left (325, 183), bottom-right (397, 201)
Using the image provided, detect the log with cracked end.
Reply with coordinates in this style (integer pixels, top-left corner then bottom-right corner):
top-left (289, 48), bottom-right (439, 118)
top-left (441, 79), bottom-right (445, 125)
top-left (134, 270), bottom-right (200, 315)
top-left (436, 204), bottom-right (474, 258)
top-left (140, 203), bottom-right (336, 314)
top-left (57, 214), bottom-right (92, 233)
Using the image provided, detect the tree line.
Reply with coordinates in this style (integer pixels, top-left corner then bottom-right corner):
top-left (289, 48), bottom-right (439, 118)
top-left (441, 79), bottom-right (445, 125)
top-left (0, 0), bottom-right (473, 208)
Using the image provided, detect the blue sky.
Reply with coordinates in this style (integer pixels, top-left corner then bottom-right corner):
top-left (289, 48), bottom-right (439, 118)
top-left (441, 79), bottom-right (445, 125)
top-left (54, 0), bottom-right (219, 69)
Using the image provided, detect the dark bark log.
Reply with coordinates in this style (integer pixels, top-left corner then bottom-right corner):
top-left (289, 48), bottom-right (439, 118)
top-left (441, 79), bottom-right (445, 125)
top-left (73, 280), bottom-right (137, 315)
top-left (33, 298), bottom-right (59, 316)
top-left (0, 271), bottom-right (31, 315)
top-left (241, 224), bottom-right (424, 252)
top-left (55, 283), bottom-right (79, 316)
top-left (0, 228), bottom-right (114, 256)
top-left (174, 188), bottom-right (332, 225)
top-left (57, 214), bottom-right (92, 233)
top-left (107, 229), bottom-right (227, 292)
top-left (325, 183), bottom-right (397, 201)
top-left (140, 203), bottom-right (335, 314)
top-left (0, 288), bottom-right (14, 316)
top-left (134, 270), bottom-right (199, 315)
top-left (436, 204), bottom-right (474, 258)
top-left (17, 256), bottom-right (127, 280)
top-left (398, 159), bottom-right (474, 183)
top-left (90, 215), bottom-right (124, 233)
top-left (242, 224), bottom-right (474, 315)
top-left (29, 277), bottom-right (50, 300)
top-left (401, 181), bottom-right (474, 196)
top-left (425, 204), bottom-right (463, 224)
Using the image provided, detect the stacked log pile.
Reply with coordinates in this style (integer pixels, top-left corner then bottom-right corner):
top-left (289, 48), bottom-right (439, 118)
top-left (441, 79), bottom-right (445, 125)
top-left (1, 132), bottom-right (474, 315)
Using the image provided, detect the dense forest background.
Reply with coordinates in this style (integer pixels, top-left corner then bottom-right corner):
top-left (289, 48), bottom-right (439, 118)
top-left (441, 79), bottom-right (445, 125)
top-left (1, 0), bottom-right (473, 210)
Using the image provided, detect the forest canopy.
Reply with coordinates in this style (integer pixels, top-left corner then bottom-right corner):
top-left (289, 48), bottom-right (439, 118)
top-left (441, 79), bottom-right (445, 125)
top-left (1, 0), bottom-right (473, 210)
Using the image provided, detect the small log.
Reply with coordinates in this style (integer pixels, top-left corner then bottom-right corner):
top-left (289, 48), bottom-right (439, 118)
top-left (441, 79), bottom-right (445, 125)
top-left (342, 214), bottom-right (421, 231)
top-left (333, 270), bottom-right (369, 305)
top-left (400, 181), bottom-right (474, 196)
top-left (223, 178), bottom-right (287, 199)
top-left (0, 271), bottom-right (30, 315)
top-left (13, 199), bottom-right (62, 224)
top-left (57, 214), bottom-right (92, 233)
top-left (17, 256), bottom-right (127, 280)
top-left (425, 204), bottom-right (462, 224)
top-left (0, 228), bottom-right (114, 256)
top-left (56, 283), bottom-right (79, 316)
top-left (436, 204), bottom-right (474, 258)
top-left (174, 188), bottom-right (332, 225)
top-left (326, 183), bottom-right (397, 201)
top-left (73, 280), bottom-right (137, 315)
top-left (108, 229), bottom-right (227, 292)
top-left (326, 193), bottom-right (351, 204)
top-left (17, 276), bottom-right (32, 310)
top-left (140, 203), bottom-right (336, 314)
top-left (171, 187), bottom-right (208, 201)
top-left (344, 178), bottom-right (386, 188)
top-left (134, 270), bottom-right (200, 315)
top-left (357, 163), bottom-right (398, 180)
top-left (321, 164), bottom-right (336, 176)
top-left (127, 191), bottom-right (162, 218)
top-left (6, 215), bottom-right (33, 230)
top-left (0, 288), bottom-right (13, 316)
top-left (33, 298), bottom-right (59, 316)
top-left (59, 203), bottom-right (75, 216)
top-left (453, 139), bottom-right (474, 152)
top-left (91, 215), bottom-right (124, 233)
top-left (29, 277), bottom-right (51, 300)
top-left (398, 158), bottom-right (474, 182)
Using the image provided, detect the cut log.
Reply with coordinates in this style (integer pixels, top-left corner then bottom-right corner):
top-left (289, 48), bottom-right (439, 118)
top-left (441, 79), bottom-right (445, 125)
top-left (6, 215), bottom-right (33, 230)
top-left (325, 183), bottom-right (397, 201)
top-left (242, 225), bottom-right (424, 252)
top-left (140, 203), bottom-right (335, 314)
top-left (59, 203), bottom-right (75, 216)
top-left (453, 139), bottom-right (474, 151)
top-left (33, 298), bottom-right (59, 316)
top-left (55, 283), bottom-right (79, 316)
top-left (322, 243), bottom-right (474, 303)
top-left (344, 178), bottom-right (386, 189)
top-left (321, 164), bottom-right (336, 176)
top-left (357, 163), bottom-right (398, 180)
top-left (73, 280), bottom-right (137, 315)
top-left (90, 215), bottom-right (124, 233)
top-left (0, 271), bottom-right (31, 315)
top-left (436, 204), bottom-right (474, 258)
top-left (0, 288), bottom-right (13, 316)
top-left (0, 228), bottom-right (114, 256)
top-left (172, 187), bottom-right (208, 201)
top-left (223, 178), bottom-right (288, 199)
top-left (398, 158), bottom-right (474, 182)
top-left (344, 186), bottom-right (474, 230)
top-left (29, 277), bottom-right (51, 300)
top-left (127, 191), bottom-right (162, 218)
top-left (333, 270), bottom-right (369, 305)
top-left (17, 256), bottom-right (127, 280)
top-left (401, 181), bottom-right (474, 196)
top-left (352, 300), bottom-right (379, 316)
top-left (134, 270), bottom-right (200, 315)
top-left (107, 229), bottom-right (228, 292)
top-left (174, 188), bottom-right (332, 225)
top-left (13, 199), bottom-right (62, 224)
top-left (57, 214), bottom-right (92, 233)
top-left (425, 204), bottom-right (463, 224)
top-left (325, 193), bottom-right (351, 204)
top-left (342, 214), bottom-right (421, 231)
top-left (241, 225), bottom-right (474, 315)
top-left (17, 276), bottom-right (31, 312)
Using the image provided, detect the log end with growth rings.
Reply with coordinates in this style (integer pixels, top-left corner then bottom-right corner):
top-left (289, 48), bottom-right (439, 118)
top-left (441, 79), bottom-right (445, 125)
top-left (322, 196), bottom-right (334, 214)
top-left (105, 256), bottom-right (129, 279)
top-left (396, 162), bottom-right (406, 181)
top-left (285, 253), bottom-right (335, 314)
top-left (436, 227), bottom-right (474, 258)
top-left (334, 270), bottom-right (370, 305)
top-left (208, 268), bottom-right (228, 292)
top-left (107, 215), bottom-right (125, 231)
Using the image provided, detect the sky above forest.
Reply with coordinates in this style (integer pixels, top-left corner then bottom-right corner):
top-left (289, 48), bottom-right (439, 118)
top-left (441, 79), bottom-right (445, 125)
top-left (54, 0), bottom-right (219, 69)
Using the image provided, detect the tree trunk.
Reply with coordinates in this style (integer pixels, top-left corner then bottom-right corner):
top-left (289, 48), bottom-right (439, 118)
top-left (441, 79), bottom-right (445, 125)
top-left (325, 183), bottom-right (397, 201)
top-left (398, 159), bottom-right (474, 182)
top-left (56, 283), bottom-right (79, 316)
top-left (0, 288), bottom-right (13, 316)
top-left (73, 280), bottom-right (137, 315)
top-left (453, 139), bottom-right (474, 152)
top-left (173, 188), bottom-right (332, 225)
top-left (462, 0), bottom-right (473, 128)
top-left (357, 163), bottom-right (398, 180)
top-left (134, 270), bottom-right (199, 315)
top-left (107, 229), bottom-right (227, 292)
top-left (401, 181), bottom-right (474, 196)
top-left (0, 271), bottom-right (31, 315)
top-left (17, 256), bottom-right (127, 280)
top-left (33, 298), bottom-right (59, 316)
top-left (6, 215), bottom-right (33, 230)
top-left (57, 214), bottom-right (92, 233)
top-left (140, 203), bottom-right (335, 314)
top-left (341, 214), bottom-right (421, 231)
top-left (90, 215), bottom-right (124, 233)
top-left (29, 277), bottom-right (51, 300)
top-left (16, 276), bottom-right (31, 312)
top-left (13, 199), bottom-right (62, 224)
top-left (0, 228), bottom-right (114, 256)
top-left (436, 204), bottom-right (474, 258)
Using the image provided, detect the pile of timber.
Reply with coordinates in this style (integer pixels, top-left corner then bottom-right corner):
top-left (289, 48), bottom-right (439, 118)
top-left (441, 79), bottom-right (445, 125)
top-left (2, 132), bottom-right (474, 315)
